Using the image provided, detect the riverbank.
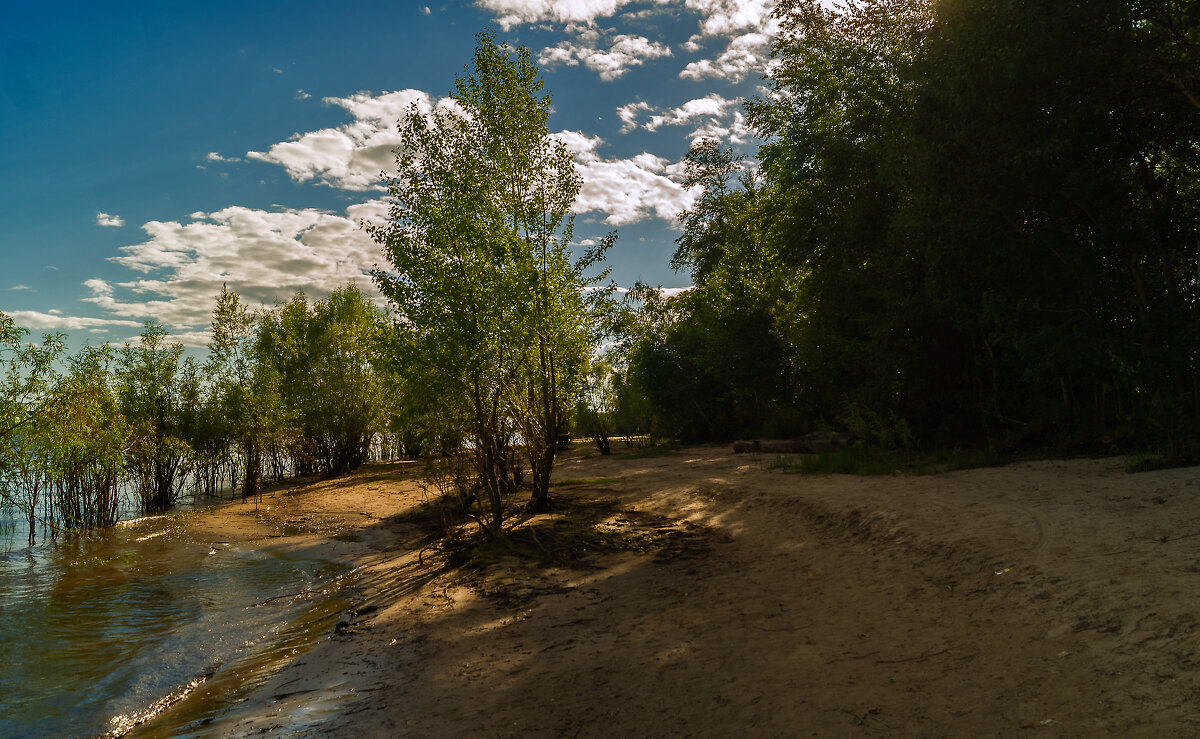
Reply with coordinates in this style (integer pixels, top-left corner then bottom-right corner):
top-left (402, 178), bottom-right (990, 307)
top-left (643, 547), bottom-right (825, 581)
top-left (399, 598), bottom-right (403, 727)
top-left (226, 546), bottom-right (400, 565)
top-left (151, 445), bottom-right (1200, 736)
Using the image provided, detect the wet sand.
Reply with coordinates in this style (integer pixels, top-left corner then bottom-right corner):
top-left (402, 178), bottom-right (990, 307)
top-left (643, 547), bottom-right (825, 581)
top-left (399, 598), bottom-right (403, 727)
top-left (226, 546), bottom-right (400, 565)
top-left (159, 445), bottom-right (1200, 737)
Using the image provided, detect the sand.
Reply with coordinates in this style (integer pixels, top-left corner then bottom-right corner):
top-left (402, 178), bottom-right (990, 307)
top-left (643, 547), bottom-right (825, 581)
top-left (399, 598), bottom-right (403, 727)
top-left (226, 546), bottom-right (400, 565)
top-left (160, 445), bottom-right (1200, 737)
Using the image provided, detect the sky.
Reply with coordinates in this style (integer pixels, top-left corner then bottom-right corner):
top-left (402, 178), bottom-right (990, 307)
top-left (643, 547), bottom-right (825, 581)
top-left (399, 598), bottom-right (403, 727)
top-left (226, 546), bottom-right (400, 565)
top-left (0, 0), bottom-right (778, 348)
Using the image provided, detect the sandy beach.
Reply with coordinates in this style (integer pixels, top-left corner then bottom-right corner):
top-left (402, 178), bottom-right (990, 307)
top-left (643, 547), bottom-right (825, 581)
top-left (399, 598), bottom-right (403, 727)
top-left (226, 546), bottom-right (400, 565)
top-left (143, 444), bottom-right (1200, 737)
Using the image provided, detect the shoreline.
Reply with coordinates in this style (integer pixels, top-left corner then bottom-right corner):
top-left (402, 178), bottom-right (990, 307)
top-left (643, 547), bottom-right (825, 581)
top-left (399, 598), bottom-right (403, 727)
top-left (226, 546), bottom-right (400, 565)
top-left (139, 446), bottom-right (1200, 736)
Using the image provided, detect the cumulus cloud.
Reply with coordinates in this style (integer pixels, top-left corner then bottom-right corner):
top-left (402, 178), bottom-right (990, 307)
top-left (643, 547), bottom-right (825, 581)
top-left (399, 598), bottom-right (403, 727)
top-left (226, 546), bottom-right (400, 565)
top-left (538, 29), bottom-right (672, 81)
top-left (475, 0), bottom-right (637, 29)
top-left (478, 0), bottom-right (781, 83)
top-left (96, 211), bottom-right (124, 227)
top-left (679, 32), bottom-right (772, 82)
top-left (617, 100), bottom-right (652, 132)
top-left (7, 284), bottom-right (31, 291)
top-left (247, 89), bottom-right (446, 191)
top-left (645, 93), bottom-right (736, 130)
top-left (476, 0), bottom-right (776, 31)
top-left (685, 0), bottom-right (776, 36)
top-left (81, 201), bottom-right (389, 333)
top-left (250, 90), bottom-right (690, 227)
top-left (4, 310), bottom-right (142, 332)
top-left (551, 130), bottom-right (698, 226)
top-left (618, 94), bottom-right (752, 144)
top-left (687, 108), bottom-right (752, 144)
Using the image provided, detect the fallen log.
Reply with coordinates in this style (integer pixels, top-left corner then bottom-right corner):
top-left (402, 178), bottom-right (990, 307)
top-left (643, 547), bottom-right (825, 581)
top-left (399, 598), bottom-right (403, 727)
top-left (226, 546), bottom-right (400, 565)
top-left (732, 433), bottom-right (852, 455)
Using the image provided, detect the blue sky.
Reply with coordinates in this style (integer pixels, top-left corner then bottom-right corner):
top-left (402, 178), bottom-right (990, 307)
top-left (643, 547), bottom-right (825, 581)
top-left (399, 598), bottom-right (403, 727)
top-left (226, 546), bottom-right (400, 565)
top-left (1, 0), bottom-right (776, 346)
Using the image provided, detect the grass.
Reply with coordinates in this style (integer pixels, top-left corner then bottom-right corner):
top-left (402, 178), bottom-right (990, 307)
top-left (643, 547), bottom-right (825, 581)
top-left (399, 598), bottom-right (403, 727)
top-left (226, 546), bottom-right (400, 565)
top-left (630, 444), bottom-right (681, 458)
top-left (1126, 449), bottom-right (1200, 473)
top-left (768, 444), bottom-right (1008, 476)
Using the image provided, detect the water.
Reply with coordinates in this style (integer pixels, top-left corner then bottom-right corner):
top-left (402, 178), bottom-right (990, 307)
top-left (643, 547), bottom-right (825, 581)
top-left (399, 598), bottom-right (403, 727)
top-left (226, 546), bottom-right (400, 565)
top-left (0, 509), bottom-right (351, 738)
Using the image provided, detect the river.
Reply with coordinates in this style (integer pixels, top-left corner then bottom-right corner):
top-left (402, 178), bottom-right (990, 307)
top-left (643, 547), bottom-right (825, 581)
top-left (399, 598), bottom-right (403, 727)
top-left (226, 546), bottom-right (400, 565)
top-left (0, 505), bottom-right (350, 738)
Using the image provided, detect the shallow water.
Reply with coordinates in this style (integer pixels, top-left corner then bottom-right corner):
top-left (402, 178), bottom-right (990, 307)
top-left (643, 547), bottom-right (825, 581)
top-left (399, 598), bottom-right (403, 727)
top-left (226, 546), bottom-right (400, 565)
top-left (0, 509), bottom-right (349, 738)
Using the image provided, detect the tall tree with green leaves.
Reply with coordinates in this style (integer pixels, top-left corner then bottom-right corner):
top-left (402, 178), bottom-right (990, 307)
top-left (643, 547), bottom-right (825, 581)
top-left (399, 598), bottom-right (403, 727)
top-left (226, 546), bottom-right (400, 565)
top-left (255, 286), bottom-right (387, 478)
top-left (206, 285), bottom-right (272, 500)
top-left (115, 322), bottom-right (195, 512)
top-left (0, 313), bottom-right (66, 542)
top-left (45, 344), bottom-right (128, 530)
top-left (369, 30), bottom-right (607, 531)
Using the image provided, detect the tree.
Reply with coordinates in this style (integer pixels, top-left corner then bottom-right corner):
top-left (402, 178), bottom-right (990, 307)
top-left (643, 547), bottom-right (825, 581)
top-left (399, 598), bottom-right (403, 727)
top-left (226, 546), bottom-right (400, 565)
top-left (205, 285), bottom-right (273, 500)
top-left (44, 345), bottom-right (128, 530)
top-left (574, 358), bottom-right (618, 455)
top-left (0, 312), bottom-right (64, 454)
top-left (369, 30), bottom-right (608, 533)
top-left (115, 322), bottom-right (195, 512)
top-left (254, 286), bottom-right (388, 478)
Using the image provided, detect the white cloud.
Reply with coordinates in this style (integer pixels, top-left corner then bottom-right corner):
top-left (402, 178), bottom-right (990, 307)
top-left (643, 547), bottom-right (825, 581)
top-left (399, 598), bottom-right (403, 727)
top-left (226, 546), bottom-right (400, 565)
top-left (294, 89), bottom-right (312, 100)
top-left (81, 202), bottom-right (389, 333)
top-left (161, 330), bottom-right (214, 348)
top-left (4, 310), bottom-right (142, 332)
top-left (475, 0), bottom-right (637, 29)
top-left (679, 32), bottom-right (772, 82)
top-left (250, 90), bottom-right (689, 227)
top-left (476, 0), bottom-right (776, 32)
top-left (552, 131), bottom-right (698, 226)
top-left (478, 0), bottom-right (780, 84)
top-left (206, 151), bottom-right (241, 162)
top-left (422, 6), bottom-right (431, 14)
top-left (7, 284), bottom-right (31, 291)
top-left (618, 94), bottom-right (752, 145)
top-left (96, 211), bottom-right (124, 227)
top-left (539, 30), bottom-right (672, 81)
top-left (477, 0), bottom-right (782, 39)
top-left (247, 89), bottom-right (443, 191)
top-left (645, 93), bottom-right (736, 130)
top-left (617, 100), bottom-right (652, 132)
top-left (685, 0), bottom-right (776, 37)
top-left (687, 108), bottom-right (752, 144)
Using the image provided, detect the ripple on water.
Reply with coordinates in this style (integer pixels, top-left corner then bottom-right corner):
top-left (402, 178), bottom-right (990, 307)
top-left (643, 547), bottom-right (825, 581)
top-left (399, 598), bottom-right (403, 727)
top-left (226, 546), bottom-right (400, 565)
top-left (0, 512), bottom-right (350, 739)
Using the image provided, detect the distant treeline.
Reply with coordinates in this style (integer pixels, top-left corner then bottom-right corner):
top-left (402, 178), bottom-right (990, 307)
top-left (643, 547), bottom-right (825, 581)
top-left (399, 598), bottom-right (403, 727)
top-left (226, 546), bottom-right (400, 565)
top-left (607, 0), bottom-right (1200, 457)
top-left (0, 285), bottom-right (400, 544)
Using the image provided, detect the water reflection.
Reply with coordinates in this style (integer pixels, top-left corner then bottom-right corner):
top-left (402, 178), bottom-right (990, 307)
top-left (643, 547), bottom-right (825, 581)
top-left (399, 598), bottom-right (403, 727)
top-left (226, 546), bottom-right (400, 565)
top-left (0, 512), bottom-right (347, 739)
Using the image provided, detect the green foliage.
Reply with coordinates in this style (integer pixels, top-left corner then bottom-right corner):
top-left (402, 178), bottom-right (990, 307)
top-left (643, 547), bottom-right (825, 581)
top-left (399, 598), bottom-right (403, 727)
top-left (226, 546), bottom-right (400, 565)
top-left (114, 322), bottom-right (196, 512)
top-left (256, 285), bottom-right (389, 478)
top-left (621, 0), bottom-right (1200, 456)
top-left (840, 400), bottom-right (914, 453)
top-left (45, 345), bottom-right (127, 528)
top-left (0, 278), bottom-right (395, 543)
top-left (785, 445), bottom-right (1006, 476)
top-left (369, 30), bottom-right (609, 533)
top-left (573, 359), bottom-right (618, 455)
top-left (612, 141), bottom-right (796, 442)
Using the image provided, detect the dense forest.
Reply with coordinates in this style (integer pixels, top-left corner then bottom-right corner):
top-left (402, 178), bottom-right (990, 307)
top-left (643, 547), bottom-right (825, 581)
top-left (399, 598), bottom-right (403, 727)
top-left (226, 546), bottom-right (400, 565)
top-left (4, 0), bottom-right (1200, 542)
top-left (614, 0), bottom-right (1200, 458)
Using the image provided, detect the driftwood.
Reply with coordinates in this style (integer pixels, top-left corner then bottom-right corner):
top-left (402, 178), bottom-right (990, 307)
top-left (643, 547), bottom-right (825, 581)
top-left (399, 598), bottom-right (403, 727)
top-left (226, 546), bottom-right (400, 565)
top-left (732, 433), bottom-right (852, 455)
